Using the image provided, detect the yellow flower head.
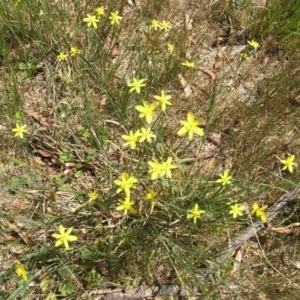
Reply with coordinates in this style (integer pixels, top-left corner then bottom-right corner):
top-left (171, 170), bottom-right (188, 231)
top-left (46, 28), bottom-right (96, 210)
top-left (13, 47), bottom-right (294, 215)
top-left (159, 20), bottom-right (171, 31)
top-left (182, 60), bottom-right (195, 68)
top-left (247, 40), bottom-right (260, 50)
top-left (51, 225), bottom-right (78, 250)
top-left (251, 202), bottom-right (268, 222)
top-left (12, 124), bottom-right (28, 139)
top-left (83, 14), bottom-right (100, 28)
top-left (166, 43), bottom-right (174, 54)
top-left (109, 11), bottom-right (123, 25)
top-left (161, 157), bottom-right (178, 179)
top-left (150, 19), bottom-right (160, 30)
top-left (122, 130), bottom-right (141, 149)
top-left (95, 6), bottom-right (106, 17)
top-left (216, 170), bottom-right (233, 186)
top-left (139, 127), bottom-right (156, 143)
top-left (280, 154), bottom-right (297, 173)
top-left (145, 189), bottom-right (157, 202)
top-left (144, 189), bottom-right (157, 214)
top-left (148, 159), bottom-right (164, 180)
top-left (70, 46), bottom-right (80, 56)
top-left (187, 204), bottom-right (205, 224)
top-left (153, 90), bottom-right (172, 112)
top-left (177, 111), bottom-right (204, 141)
top-left (116, 197), bottom-right (136, 215)
top-left (57, 51), bottom-right (68, 62)
top-left (229, 204), bottom-right (245, 219)
top-left (114, 172), bottom-right (138, 197)
top-left (127, 78), bottom-right (146, 94)
top-left (240, 52), bottom-right (249, 59)
top-left (135, 100), bottom-right (157, 124)
top-left (88, 190), bottom-right (99, 201)
top-left (15, 260), bottom-right (28, 281)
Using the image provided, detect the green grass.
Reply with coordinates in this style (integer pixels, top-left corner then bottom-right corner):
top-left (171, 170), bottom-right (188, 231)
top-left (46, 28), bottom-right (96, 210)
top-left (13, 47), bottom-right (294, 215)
top-left (1, 0), bottom-right (300, 299)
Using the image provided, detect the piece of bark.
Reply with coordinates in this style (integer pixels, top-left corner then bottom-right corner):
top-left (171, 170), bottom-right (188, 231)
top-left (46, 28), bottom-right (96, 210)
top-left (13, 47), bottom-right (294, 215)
top-left (89, 285), bottom-right (196, 299)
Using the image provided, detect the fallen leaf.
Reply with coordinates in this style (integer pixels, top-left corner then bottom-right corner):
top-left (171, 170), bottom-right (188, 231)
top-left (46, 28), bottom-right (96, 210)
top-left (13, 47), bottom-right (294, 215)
top-left (200, 69), bottom-right (216, 80)
top-left (270, 222), bottom-right (300, 234)
top-left (25, 109), bottom-right (54, 128)
top-left (232, 248), bottom-right (243, 273)
top-left (185, 13), bottom-right (193, 30)
top-left (29, 141), bottom-right (53, 158)
top-left (1, 232), bottom-right (16, 242)
top-left (178, 74), bottom-right (192, 97)
top-left (293, 261), bottom-right (300, 269)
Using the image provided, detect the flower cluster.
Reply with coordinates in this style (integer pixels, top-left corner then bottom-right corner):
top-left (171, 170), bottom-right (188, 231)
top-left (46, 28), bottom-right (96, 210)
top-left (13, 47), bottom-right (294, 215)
top-left (150, 19), bottom-right (171, 31)
top-left (114, 173), bottom-right (138, 215)
top-left (83, 7), bottom-right (122, 28)
top-left (148, 157), bottom-right (177, 180)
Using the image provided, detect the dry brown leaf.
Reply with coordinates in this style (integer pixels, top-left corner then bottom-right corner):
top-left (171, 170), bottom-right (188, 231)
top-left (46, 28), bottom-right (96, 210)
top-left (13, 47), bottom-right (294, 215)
top-left (178, 74), bottom-right (192, 97)
top-left (4, 221), bottom-right (31, 244)
top-left (10, 199), bottom-right (32, 210)
top-left (99, 96), bottom-right (107, 112)
top-left (271, 222), bottom-right (300, 234)
top-left (293, 261), bottom-right (300, 269)
top-left (232, 248), bottom-right (243, 273)
top-left (185, 13), bottom-right (193, 30)
top-left (1, 232), bottom-right (16, 242)
top-left (29, 141), bottom-right (53, 158)
top-left (25, 109), bottom-right (54, 128)
top-left (104, 36), bottom-right (119, 57)
top-left (200, 69), bottom-right (216, 80)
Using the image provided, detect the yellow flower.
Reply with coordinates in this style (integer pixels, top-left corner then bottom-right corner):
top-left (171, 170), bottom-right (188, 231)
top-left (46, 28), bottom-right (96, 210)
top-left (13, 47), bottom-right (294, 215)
top-left (122, 130), bottom-right (141, 149)
top-left (153, 90), bottom-right (172, 112)
top-left (83, 14), bottom-right (99, 28)
top-left (52, 225), bottom-right (78, 250)
top-left (114, 173), bottom-right (138, 197)
top-left (88, 190), bottom-right (99, 201)
top-left (166, 43), bottom-right (174, 54)
top-left (57, 51), bottom-right (68, 62)
top-left (139, 127), bottom-right (156, 143)
top-left (148, 159), bottom-right (164, 180)
top-left (95, 6), bottom-right (106, 17)
top-left (135, 100), bottom-right (157, 124)
top-left (240, 52), bottom-right (249, 59)
top-left (229, 204), bottom-right (245, 219)
top-left (109, 11), bottom-right (123, 25)
top-left (116, 197), bottom-right (136, 215)
top-left (247, 40), bottom-right (260, 50)
top-left (182, 60), bottom-right (195, 68)
top-left (260, 213), bottom-right (268, 222)
top-left (150, 19), bottom-right (160, 30)
top-left (12, 124), bottom-right (28, 139)
top-left (15, 260), bottom-right (28, 281)
top-left (161, 157), bottom-right (177, 179)
top-left (187, 204), bottom-right (205, 224)
top-left (280, 155), bottom-right (297, 173)
top-left (144, 189), bottom-right (157, 214)
top-left (216, 170), bottom-right (233, 186)
top-left (70, 46), bottom-right (80, 56)
top-left (177, 111), bottom-right (204, 140)
top-left (159, 20), bottom-right (171, 31)
top-left (127, 78), bottom-right (146, 94)
top-left (251, 203), bottom-right (268, 222)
